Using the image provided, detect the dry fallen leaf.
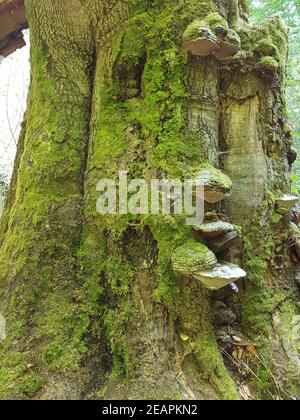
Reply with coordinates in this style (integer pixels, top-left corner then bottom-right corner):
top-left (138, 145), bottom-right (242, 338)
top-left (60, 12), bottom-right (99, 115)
top-left (233, 346), bottom-right (244, 360)
top-left (246, 344), bottom-right (256, 356)
top-left (180, 334), bottom-right (190, 342)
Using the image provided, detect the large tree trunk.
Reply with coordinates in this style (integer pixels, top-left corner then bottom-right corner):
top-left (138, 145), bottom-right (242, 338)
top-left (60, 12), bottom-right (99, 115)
top-left (0, 0), bottom-right (299, 400)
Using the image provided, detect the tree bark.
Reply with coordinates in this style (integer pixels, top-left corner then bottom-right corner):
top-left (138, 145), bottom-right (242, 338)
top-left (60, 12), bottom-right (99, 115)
top-left (0, 0), bottom-right (299, 400)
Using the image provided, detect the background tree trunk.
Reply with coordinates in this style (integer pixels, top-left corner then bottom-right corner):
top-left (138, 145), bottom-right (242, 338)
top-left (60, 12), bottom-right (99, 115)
top-left (0, 0), bottom-right (299, 400)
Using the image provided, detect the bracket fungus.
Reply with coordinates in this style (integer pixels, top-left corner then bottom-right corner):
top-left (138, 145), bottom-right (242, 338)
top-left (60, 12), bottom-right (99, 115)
top-left (182, 15), bottom-right (240, 60)
top-left (229, 282), bottom-right (239, 294)
top-left (209, 231), bottom-right (240, 254)
top-left (213, 29), bottom-right (241, 60)
top-left (275, 195), bottom-right (299, 215)
top-left (172, 240), bottom-right (217, 276)
top-left (193, 221), bottom-right (235, 238)
top-left (192, 165), bottom-right (232, 204)
top-left (182, 20), bottom-right (220, 56)
top-left (192, 262), bottom-right (246, 291)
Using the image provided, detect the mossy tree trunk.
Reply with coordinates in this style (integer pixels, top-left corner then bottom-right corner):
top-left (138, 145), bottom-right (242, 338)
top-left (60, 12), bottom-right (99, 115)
top-left (0, 0), bottom-right (299, 400)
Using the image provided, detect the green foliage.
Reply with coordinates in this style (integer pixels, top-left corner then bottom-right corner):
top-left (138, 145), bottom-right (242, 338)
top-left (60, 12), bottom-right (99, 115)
top-left (249, 0), bottom-right (300, 25)
top-left (291, 173), bottom-right (300, 194)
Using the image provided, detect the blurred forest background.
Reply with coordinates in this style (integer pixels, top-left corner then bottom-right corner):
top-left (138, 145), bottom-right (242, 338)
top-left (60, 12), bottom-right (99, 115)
top-left (0, 2), bottom-right (299, 207)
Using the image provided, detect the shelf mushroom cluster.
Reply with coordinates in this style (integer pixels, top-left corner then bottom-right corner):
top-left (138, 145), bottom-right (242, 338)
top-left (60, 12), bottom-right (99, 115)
top-left (172, 166), bottom-right (247, 291)
top-left (182, 15), bottom-right (241, 60)
top-left (275, 195), bottom-right (299, 215)
top-left (193, 165), bottom-right (233, 204)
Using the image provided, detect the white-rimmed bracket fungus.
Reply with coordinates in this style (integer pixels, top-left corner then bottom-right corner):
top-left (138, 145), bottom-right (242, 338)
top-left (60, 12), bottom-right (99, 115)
top-left (182, 13), bottom-right (240, 60)
top-left (182, 20), bottom-right (220, 56)
top-left (192, 165), bottom-right (232, 204)
top-left (192, 262), bottom-right (246, 291)
top-left (213, 29), bottom-right (241, 60)
top-left (171, 239), bottom-right (217, 276)
top-left (229, 282), bottom-right (239, 294)
top-left (275, 195), bottom-right (299, 215)
top-left (209, 231), bottom-right (240, 254)
top-left (193, 221), bottom-right (235, 238)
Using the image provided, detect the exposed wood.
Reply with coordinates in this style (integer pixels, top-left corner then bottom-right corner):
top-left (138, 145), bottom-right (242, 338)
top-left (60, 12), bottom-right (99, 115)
top-left (0, 0), bottom-right (27, 58)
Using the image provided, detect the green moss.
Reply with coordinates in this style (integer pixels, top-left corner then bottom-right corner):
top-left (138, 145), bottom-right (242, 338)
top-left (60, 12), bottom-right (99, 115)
top-left (105, 255), bottom-right (135, 297)
top-left (252, 368), bottom-right (276, 400)
top-left (240, 192), bottom-right (299, 399)
top-left (172, 239), bottom-right (217, 274)
top-left (104, 304), bottom-right (132, 378)
top-left (0, 344), bottom-right (41, 399)
top-left (241, 197), bottom-right (281, 341)
top-left (192, 164), bottom-right (233, 192)
top-left (194, 335), bottom-right (239, 400)
top-left (182, 13), bottom-right (228, 43)
top-left (77, 1), bottom-right (246, 398)
top-left (277, 303), bottom-right (300, 397)
top-left (242, 288), bottom-right (284, 340)
top-left (253, 39), bottom-right (279, 58)
top-left (250, 299), bottom-right (300, 400)
top-left (226, 29), bottom-right (241, 47)
top-left (183, 0), bottom-right (216, 19)
top-left (259, 56), bottom-right (279, 69)
top-left (182, 19), bottom-right (203, 42)
top-left (206, 13), bottom-right (228, 32)
top-left (78, 2), bottom-right (238, 397)
top-left (238, 16), bottom-right (288, 76)
top-left (148, 215), bottom-right (191, 310)
top-left (0, 5), bottom-right (98, 392)
top-left (179, 278), bottom-right (239, 400)
top-left (18, 373), bottom-right (41, 397)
